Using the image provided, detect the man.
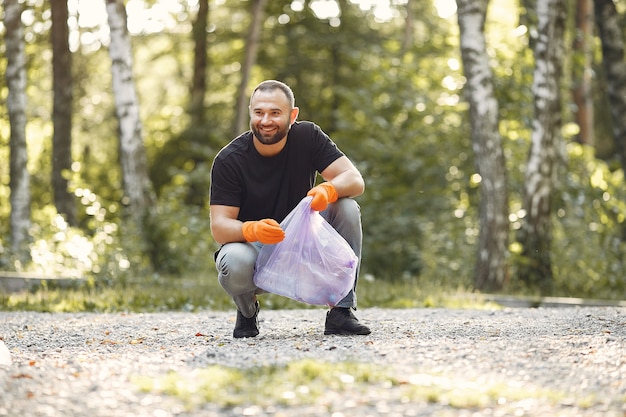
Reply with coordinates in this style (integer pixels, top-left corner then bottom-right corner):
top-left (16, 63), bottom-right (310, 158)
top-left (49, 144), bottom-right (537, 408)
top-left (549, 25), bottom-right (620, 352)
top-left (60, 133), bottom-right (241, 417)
top-left (209, 80), bottom-right (370, 338)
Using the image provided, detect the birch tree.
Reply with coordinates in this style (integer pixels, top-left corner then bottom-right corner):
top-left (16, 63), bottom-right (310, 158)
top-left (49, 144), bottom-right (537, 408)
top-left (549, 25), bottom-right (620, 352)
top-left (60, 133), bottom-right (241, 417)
top-left (4, 0), bottom-right (31, 257)
top-left (518, 0), bottom-right (566, 291)
top-left (456, 0), bottom-right (509, 291)
top-left (105, 0), bottom-right (155, 223)
top-left (51, 0), bottom-right (76, 226)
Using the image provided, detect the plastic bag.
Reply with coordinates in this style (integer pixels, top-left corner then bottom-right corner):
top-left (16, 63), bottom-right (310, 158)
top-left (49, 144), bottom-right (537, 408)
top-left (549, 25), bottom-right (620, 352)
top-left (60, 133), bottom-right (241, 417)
top-left (253, 196), bottom-right (358, 306)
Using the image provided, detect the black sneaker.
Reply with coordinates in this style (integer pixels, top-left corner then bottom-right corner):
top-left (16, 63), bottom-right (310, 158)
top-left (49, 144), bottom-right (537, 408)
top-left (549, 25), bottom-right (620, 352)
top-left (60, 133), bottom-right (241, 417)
top-left (233, 302), bottom-right (259, 338)
top-left (324, 307), bottom-right (371, 335)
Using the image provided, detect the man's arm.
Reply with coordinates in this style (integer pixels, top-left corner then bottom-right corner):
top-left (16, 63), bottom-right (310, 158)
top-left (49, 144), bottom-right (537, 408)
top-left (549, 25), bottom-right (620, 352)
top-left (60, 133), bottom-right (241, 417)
top-left (210, 205), bottom-right (285, 245)
top-left (210, 205), bottom-right (245, 245)
top-left (319, 155), bottom-right (365, 198)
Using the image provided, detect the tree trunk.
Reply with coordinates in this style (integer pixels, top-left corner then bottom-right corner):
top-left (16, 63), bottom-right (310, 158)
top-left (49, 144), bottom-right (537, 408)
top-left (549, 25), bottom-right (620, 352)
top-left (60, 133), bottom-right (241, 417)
top-left (232, 0), bottom-right (267, 136)
top-left (594, 0), bottom-right (626, 174)
top-left (572, 0), bottom-right (594, 146)
top-left (4, 0), bottom-right (31, 257)
top-left (189, 0), bottom-right (208, 126)
top-left (456, 0), bottom-right (509, 292)
top-left (51, 0), bottom-right (77, 226)
top-left (401, 0), bottom-right (413, 56)
top-left (518, 0), bottom-right (566, 292)
top-left (105, 0), bottom-right (155, 222)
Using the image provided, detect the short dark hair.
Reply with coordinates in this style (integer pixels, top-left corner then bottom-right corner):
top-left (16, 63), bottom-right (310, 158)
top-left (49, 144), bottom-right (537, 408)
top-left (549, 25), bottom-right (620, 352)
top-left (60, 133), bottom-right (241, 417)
top-left (250, 80), bottom-right (295, 108)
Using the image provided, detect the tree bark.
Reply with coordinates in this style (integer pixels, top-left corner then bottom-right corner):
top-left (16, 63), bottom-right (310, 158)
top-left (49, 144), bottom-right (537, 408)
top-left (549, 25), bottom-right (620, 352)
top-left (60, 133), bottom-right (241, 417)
top-left (456, 0), bottom-right (509, 291)
top-left (189, 0), bottom-right (209, 126)
top-left (594, 0), bottom-right (626, 173)
top-left (232, 0), bottom-right (267, 136)
top-left (4, 0), bottom-right (31, 257)
top-left (105, 0), bottom-right (155, 221)
top-left (401, 0), bottom-right (413, 56)
top-left (518, 0), bottom-right (566, 291)
top-left (51, 0), bottom-right (77, 226)
top-left (572, 0), bottom-right (594, 146)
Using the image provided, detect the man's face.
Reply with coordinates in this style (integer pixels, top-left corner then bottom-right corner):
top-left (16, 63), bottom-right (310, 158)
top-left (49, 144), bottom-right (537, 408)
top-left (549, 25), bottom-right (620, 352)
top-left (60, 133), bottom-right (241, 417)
top-left (249, 89), bottom-right (298, 145)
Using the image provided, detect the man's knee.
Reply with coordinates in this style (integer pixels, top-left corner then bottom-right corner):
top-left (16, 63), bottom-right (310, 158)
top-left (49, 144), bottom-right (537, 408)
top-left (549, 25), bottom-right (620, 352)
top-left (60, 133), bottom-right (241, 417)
top-left (325, 197), bottom-right (359, 217)
top-left (216, 243), bottom-right (258, 290)
top-left (324, 198), bottom-right (362, 230)
top-left (338, 198), bottom-right (361, 222)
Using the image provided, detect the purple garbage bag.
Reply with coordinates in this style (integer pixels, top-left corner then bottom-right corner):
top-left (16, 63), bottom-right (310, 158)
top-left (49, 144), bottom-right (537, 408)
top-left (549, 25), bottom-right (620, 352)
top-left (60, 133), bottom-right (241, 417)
top-left (253, 196), bottom-right (357, 306)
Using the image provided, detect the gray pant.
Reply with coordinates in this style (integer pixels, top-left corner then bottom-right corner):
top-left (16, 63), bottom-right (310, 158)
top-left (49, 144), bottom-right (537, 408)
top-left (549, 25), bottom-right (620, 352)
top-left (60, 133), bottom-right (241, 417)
top-left (215, 198), bottom-right (362, 317)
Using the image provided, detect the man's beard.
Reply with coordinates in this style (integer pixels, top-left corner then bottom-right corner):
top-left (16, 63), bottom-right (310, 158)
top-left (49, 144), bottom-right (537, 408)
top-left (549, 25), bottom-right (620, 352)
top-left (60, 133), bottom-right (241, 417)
top-left (251, 124), bottom-right (289, 145)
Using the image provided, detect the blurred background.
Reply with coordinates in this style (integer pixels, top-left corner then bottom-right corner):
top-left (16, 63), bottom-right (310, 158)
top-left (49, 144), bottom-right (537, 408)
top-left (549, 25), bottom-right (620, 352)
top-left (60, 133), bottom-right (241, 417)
top-left (1, 0), bottom-right (625, 311)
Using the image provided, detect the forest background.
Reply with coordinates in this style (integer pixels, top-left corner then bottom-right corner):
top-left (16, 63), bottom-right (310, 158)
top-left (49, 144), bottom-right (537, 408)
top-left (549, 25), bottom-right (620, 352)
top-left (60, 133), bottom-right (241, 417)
top-left (1, 0), bottom-right (625, 310)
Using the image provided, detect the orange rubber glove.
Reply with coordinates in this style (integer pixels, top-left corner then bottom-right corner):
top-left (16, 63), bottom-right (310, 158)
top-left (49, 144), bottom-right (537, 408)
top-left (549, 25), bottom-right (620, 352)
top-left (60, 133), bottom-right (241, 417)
top-left (242, 219), bottom-right (285, 244)
top-left (307, 182), bottom-right (338, 211)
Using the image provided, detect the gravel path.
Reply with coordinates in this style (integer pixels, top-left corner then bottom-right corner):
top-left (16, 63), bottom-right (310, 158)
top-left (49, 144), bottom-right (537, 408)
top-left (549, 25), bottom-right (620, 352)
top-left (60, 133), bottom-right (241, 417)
top-left (0, 306), bottom-right (625, 417)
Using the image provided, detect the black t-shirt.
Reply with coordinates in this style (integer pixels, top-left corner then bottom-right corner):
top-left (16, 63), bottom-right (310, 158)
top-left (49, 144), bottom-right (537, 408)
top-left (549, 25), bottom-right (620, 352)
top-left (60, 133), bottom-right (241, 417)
top-left (210, 121), bottom-right (344, 223)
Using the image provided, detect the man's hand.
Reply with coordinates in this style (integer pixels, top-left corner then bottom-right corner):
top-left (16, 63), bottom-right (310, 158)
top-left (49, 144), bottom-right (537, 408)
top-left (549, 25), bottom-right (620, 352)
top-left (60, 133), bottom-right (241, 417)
top-left (307, 182), bottom-right (338, 211)
top-left (242, 219), bottom-right (285, 244)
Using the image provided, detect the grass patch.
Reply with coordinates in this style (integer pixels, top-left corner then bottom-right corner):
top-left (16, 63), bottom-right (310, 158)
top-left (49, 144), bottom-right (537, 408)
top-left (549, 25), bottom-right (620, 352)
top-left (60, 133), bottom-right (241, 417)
top-left (0, 274), bottom-right (229, 313)
top-left (0, 272), bottom-right (496, 313)
top-left (133, 360), bottom-right (389, 408)
top-left (133, 359), bottom-right (572, 412)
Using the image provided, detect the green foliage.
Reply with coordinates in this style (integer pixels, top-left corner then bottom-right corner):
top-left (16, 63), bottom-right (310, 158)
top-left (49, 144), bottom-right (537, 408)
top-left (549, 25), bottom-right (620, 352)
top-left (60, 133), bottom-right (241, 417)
top-left (0, 185), bottom-right (122, 279)
top-left (0, 168), bottom-right (217, 288)
top-left (552, 144), bottom-right (626, 296)
top-left (507, 143), bottom-right (626, 297)
top-left (143, 178), bottom-right (217, 274)
top-left (149, 124), bottom-right (220, 207)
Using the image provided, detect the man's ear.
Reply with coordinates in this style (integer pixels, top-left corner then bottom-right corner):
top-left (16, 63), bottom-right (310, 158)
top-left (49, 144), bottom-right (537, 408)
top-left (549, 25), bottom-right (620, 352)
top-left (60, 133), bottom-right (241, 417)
top-left (290, 107), bottom-right (299, 124)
